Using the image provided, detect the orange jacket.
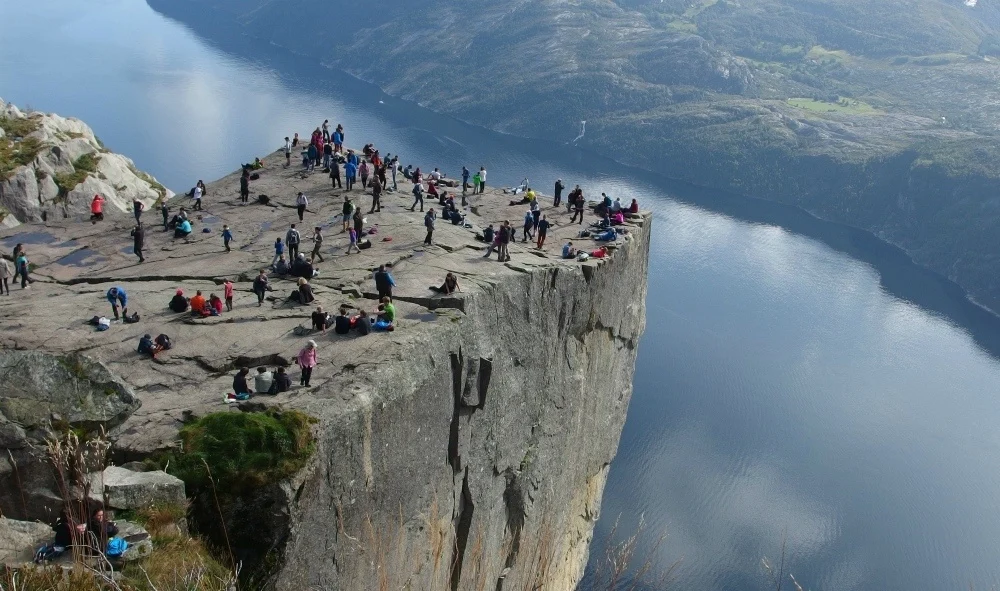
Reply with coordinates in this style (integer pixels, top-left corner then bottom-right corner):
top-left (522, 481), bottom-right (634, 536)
top-left (190, 295), bottom-right (206, 313)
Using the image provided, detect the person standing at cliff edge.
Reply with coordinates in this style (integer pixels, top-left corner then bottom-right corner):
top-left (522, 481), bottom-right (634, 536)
top-left (478, 166), bottom-right (487, 194)
top-left (554, 179), bottom-right (565, 208)
top-left (296, 340), bottom-right (318, 387)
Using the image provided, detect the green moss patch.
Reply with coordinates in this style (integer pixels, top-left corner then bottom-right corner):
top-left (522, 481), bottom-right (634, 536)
top-left (155, 409), bottom-right (316, 493)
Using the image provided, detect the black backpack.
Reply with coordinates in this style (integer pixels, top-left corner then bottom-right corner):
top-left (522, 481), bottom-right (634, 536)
top-left (155, 334), bottom-right (172, 350)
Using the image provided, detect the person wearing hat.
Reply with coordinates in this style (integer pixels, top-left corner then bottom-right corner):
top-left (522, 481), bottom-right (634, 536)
top-left (169, 289), bottom-right (189, 312)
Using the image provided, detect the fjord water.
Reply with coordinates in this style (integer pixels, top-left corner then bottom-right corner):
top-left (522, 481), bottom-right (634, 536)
top-left (4, 1), bottom-right (1000, 589)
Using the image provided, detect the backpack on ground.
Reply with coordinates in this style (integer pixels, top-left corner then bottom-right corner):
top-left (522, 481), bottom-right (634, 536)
top-left (358, 240), bottom-right (372, 250)
top-left (249, 173), bottom-right (260, 180)
top-left (106, 537), bottom-right (128, 558)
top-left (258, 194), bottom-right (270, 205)
top-left (123, 312), bottom-right (140, 324)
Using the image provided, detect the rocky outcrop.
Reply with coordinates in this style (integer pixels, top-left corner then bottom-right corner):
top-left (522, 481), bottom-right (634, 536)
top-left (95, 467), bottom-right (186, 511)
top-left (0, 518), bottom-right (51, 566)
top-left (0, 99), bottom-right (172, 227)
top-left (0, 351), bottom-right (140, 522)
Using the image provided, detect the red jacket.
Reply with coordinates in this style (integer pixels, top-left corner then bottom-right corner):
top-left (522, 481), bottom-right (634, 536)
top-left (91, 196), bottom-right (104, 214)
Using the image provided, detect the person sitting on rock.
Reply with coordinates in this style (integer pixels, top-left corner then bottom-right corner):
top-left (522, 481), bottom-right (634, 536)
top-left (174, 218), bottom-right (192, 239)
top-left (49, 507), bottom-right (82, 559)
top-left (208, 293), bottom-right (224, 316)
top-left (294, 277), bottom-right (315, 305)
top-left (254, 366), bottom-right (273, 395)
top-left (189, 290), bottom-right (207, 315)
top-left (167, 289), bottom-right (189, 313)
top-left (611, 210), bottom-right (625, 226)
top-left (355, 309), bottom-right (371, 336)
top-left (233, 367), bottom-right (252, 397)
top-left (312, 305), bottom-right (330, 334)
top-left (86, 507), bottom-right (118, 556)
top-left (272, 255), bottom-right (290, 277)
top-left (268, 366), bottom-right (292, 395)
top-left (629, 198), bottom-right (639, 214)
top-left (334, 306), bottom-right (352, 335)
top-left (377, 296), bottom-right (396, 325)
top-left (137, 334), bottom-right (156, 358)
top-left (290, 254), bottom-right (315, 279)
top-left (430, 272), bottom-right (462, 295)
top-left (562, 241), bottom-right (577, 259)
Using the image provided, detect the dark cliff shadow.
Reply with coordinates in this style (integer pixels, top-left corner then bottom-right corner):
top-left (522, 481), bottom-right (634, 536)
top-left (147, 0), bottom-right (1000, 361)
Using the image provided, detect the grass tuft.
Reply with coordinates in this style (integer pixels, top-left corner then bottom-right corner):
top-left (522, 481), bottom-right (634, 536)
top-left (152, 409), bottom-right (316, 494)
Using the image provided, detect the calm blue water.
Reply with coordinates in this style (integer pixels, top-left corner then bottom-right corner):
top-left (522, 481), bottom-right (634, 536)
top-left (4, 2), bottom-right (1000, 589)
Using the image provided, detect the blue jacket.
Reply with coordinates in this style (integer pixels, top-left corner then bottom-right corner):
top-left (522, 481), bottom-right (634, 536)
top-left (333, 131), bottom-right (343, 144)
top-left (348, 153), bottom-right (358, 166)
top-left (107, 288), bottom-right (127, 307)
top-left (345, 162), bottom-right (357, 178)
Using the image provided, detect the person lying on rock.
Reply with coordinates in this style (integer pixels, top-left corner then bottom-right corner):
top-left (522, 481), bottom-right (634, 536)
top-left (430, 272), bottom-right (462, 295)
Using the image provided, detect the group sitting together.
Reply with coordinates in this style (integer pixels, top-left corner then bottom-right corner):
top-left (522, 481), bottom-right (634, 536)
top-left (230, 365), bottom-right (292, 399)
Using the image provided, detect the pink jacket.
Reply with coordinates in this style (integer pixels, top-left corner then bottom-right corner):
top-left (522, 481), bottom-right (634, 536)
top-left (297, 347), bottom-right (317, 368)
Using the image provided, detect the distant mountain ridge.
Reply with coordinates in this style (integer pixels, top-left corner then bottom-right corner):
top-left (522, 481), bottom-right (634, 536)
top-left (151, 0), bottom-right (1000, 311)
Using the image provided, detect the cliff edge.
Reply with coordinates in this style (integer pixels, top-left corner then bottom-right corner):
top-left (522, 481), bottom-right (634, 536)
top-left (0, 143), bottom-right (650, 588)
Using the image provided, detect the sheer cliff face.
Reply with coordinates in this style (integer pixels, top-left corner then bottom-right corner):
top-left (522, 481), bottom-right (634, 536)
top-left (278, 221), bottom-right (650, 590)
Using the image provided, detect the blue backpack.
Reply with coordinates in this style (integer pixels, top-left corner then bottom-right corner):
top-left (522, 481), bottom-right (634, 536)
top-left (106, 537), bottom-right (128, 558)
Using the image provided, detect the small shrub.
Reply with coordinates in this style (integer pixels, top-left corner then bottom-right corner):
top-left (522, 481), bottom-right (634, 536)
top-left (154, 409), bottom-right (316, 493)
top-left (74, 153), bottom-right (100, 173)
top-left (0, 136), bottom-right (44, 180)
top-left (0, 116), bottom-right (40, 139)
